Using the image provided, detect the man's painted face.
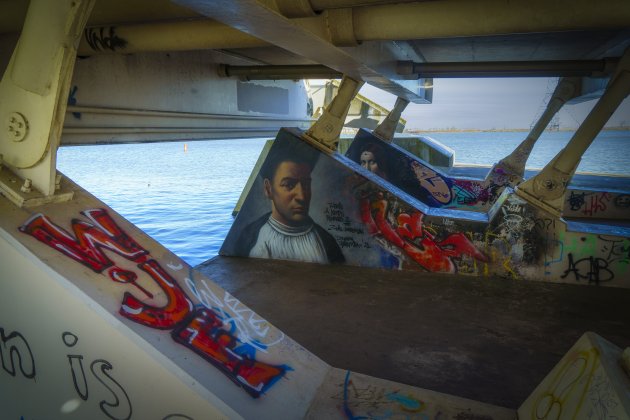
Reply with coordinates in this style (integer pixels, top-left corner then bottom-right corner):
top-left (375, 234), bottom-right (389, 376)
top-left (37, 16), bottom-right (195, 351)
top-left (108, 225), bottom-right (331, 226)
top-left (265, 161), bottom-right (313, 226)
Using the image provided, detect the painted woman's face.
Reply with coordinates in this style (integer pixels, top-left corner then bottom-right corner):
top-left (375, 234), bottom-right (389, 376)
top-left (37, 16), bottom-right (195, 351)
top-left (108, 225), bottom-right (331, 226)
top-left (360, 151), bottom-right (379, 173)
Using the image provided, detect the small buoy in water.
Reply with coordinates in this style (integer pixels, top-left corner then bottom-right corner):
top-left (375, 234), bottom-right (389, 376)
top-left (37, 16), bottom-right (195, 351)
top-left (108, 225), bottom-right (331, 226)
top-left (184, 143), bottom-right (188, 152)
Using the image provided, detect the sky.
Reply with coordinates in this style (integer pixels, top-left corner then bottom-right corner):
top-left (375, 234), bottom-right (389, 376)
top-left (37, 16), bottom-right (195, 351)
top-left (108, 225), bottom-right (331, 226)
top-left (359, 78), bottom-right (630, 131)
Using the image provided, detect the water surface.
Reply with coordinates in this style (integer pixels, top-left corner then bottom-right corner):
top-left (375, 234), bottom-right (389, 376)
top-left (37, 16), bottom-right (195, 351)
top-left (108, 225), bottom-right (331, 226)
top-left (58, 130), bottom-right (630, 266)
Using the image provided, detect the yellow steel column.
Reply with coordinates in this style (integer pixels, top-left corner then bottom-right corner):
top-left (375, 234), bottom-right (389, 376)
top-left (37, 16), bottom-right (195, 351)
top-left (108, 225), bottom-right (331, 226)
top-left (516, 49), bottom-right (630, 216)
top-left (373, 97), bottom-right (409, 142)
top-left (304, 75), bottom-right (364, 151)
top-left (0, 0), bottom-right (94, 204)
top-left (497, 77), bottom-right (582, 178)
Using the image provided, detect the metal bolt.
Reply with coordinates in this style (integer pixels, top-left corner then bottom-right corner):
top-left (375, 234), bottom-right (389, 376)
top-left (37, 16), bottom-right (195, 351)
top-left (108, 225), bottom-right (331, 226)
top-left (21, 178), bottom-right (32, 193)
top-left (543, 180), bottom-right (556, 190)
top-left (7, 112), bottom-right (28, 142)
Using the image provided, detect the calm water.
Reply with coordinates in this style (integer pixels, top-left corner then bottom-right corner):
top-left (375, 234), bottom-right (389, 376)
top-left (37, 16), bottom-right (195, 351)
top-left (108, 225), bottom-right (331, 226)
top-left (57, 130), bottom-right (630, 266)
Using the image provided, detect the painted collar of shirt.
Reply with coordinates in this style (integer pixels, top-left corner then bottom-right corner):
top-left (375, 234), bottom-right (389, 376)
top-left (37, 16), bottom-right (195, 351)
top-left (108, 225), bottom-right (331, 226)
top-left (267, 215), bottom-right (314, 236)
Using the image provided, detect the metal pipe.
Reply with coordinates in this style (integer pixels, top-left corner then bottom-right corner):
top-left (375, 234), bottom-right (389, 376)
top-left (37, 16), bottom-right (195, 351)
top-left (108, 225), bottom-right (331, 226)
top-left (218, 64), bottom-right (342, 80)
top-left (77, 20), bottom-right (268, 55)
top-left (350, 0), bottom-right (630, 43)
top-left (77, 0), bottom-right (630, 54)
top-left (400, 59), bottom-right (619, 78)
top-left (310, 0), bottom-right (420, 11)
top-left (275, 0), bottom-right (422, 18)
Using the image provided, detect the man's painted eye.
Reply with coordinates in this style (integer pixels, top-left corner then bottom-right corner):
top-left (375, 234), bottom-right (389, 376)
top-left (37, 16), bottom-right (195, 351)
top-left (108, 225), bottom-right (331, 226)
top-left (282, 179), bottom-right (297, 189)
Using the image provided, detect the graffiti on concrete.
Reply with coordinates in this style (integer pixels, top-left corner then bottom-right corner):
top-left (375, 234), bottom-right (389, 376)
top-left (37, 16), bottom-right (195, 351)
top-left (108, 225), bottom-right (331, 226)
top-left (360, 193), bottom-right (487, 273)
top-left (561, 254), bottom-right (615, 284)
top-left (544, 232), bottom-right (630, 284)
top-left (566, 191), bottom-right (610, 216)
top-left (530, 348), bottom-right (601, 420)
top-left (63, 330), bottom-right (133, 420)
top-left (20, 209), bottom-right (192, 329)
top-left (563, 190), bottom-right (630, 219)
top-left (221, 129), bottom-right (630, 287)
top-left (63, 331), bottom-right (89, 401)
top-left (20, 209), bottom-right (288, 397)
top-left (339, 371), bottom-right (429, 420)
top-left (173, 308), bottom-right (288, 398)
top-left (90, 359), bottom-right (133, 420)
top-left (0, 327), bottom-right (35, 379)
top-left (185, 276), bottom-right (285, 355)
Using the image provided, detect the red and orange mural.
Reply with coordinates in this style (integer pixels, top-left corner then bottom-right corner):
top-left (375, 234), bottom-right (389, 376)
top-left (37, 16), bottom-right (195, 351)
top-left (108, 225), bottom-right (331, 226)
top-left (360, 193), bottom-right (487, 273)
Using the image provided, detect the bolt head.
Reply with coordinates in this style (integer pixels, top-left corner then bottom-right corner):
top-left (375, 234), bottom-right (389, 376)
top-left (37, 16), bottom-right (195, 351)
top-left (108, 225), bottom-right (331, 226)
top-left (7, 112), bottom-right (28, 142)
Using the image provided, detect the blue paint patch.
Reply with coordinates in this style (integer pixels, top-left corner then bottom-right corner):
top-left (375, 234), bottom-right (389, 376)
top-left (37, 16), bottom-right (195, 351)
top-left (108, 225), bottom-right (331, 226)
top-left (385, 392), bottom-right (423, 411)
top-left (343, 371), bottom-right (368, 420)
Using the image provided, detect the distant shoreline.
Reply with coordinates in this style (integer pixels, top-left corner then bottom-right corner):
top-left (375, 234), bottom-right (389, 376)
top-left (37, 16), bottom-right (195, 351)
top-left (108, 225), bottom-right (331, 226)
top-left (405, 127), bottom-right (630, 134)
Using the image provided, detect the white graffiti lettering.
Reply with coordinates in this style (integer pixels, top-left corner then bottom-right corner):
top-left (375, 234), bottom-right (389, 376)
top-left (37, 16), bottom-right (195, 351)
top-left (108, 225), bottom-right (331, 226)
top-left (185, 277), bottom-right (285, 352)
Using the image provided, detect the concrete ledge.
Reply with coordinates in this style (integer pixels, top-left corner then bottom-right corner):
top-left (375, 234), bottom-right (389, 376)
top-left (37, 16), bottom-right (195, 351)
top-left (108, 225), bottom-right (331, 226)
top-left (196, 255), bottom-right (630, 409)
top-left (519, 332), bottom-right (630, 419)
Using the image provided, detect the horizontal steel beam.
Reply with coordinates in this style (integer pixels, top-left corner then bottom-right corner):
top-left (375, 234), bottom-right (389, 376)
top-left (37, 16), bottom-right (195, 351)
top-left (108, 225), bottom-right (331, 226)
top-left (173, 0), bottom-right (432, 103)
top-left (218, 64), bottom-right (342, 80)
top-left (398, 59), bottom-right (620, 78)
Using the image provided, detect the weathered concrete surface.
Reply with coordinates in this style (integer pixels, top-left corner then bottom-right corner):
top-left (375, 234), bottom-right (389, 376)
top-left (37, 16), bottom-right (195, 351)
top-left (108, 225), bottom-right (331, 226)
top-left (307, 368), bottom-right (515, 419)
top-left (196, 255), bottom-right (630, 409)
top-left (519, 332), bottom-right (630, 419)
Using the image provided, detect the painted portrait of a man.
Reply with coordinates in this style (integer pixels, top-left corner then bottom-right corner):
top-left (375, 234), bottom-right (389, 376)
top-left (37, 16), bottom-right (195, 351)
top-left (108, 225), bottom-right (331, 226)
top-left (233, 138), bottom-right (345, 264)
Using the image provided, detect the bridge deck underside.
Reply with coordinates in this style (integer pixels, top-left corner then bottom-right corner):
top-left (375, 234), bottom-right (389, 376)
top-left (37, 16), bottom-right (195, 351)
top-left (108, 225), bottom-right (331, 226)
top-left (196, 255), bottom-right (630, 409)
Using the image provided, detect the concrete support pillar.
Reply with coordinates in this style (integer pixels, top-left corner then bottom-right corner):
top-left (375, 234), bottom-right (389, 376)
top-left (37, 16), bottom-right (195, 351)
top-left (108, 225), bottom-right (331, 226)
top-left (516, 49), bottom-right (630, 216)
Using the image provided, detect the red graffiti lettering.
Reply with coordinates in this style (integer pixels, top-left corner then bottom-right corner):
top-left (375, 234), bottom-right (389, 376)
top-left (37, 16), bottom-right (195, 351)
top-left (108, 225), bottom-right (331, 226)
top-left (360, 197), bottom-right (379, 235)
top-left (582, 193), bottom-right (609, 216)
top-left (19, 212), bottom-right (146, 272)
top-left (20, 210), bottom-right (192, 329)
top-left (172, 308), bottom-right (286, 398)
top-left (120, 259), bottom-right (192, 329)
top-left (20, 209), bottom-right (287, 397)
top-left (362, 198), bottom-right (487, 272)
top-left (372, 200), bottom-right (405, 248)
